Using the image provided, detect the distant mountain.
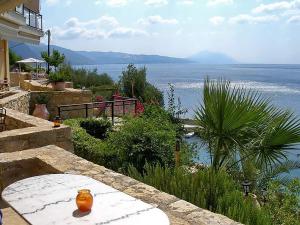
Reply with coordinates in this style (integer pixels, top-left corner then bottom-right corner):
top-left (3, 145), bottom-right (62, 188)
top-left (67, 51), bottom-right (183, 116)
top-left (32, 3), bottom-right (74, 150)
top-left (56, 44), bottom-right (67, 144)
top-left (9, 42), bottom-right (93, 65)
top-left (9, 42), bottom-right (191, 65)
top-left (78, 51), bottom-right (191, 64)
top-left (188, 51), bottom-right (238, 64)
top-left (9, 42), bottom-right (238, 65)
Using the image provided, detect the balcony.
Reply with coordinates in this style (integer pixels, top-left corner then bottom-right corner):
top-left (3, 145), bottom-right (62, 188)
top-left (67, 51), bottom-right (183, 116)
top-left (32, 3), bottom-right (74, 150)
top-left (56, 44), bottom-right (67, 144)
top-left (15, 4), bottom-right (42, 31)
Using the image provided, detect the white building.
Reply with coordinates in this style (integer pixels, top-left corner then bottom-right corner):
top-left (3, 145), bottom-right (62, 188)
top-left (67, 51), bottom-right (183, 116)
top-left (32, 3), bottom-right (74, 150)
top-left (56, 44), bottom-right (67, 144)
top-left (0, 0), bottom-right (43, 86)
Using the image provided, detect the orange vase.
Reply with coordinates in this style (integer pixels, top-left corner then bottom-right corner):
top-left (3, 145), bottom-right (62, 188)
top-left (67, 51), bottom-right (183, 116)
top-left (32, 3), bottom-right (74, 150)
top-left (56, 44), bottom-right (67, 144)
top-left (76, 189), bottom-right (93, 212)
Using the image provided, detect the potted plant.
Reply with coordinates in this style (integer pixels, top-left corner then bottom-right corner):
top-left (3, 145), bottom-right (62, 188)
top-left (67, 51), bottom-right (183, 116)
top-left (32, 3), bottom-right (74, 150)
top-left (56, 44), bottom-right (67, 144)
top-left (47, 72), bottom-right (66, 91)
top-left (32, 94), bottom-right (50, 120)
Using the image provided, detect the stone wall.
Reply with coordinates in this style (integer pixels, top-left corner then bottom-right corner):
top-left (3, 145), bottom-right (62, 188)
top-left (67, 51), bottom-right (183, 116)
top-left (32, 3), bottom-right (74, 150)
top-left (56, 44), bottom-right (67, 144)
top-left (0, 91), bottom-right (30, 114)
top-left (0, 108), bottom-right (73, 153)
top-left (21, 80), bottom-right (53, 91)
top-left (20, 79), bottom-right (73, 92)
top-left (10, 72), bottom-right (31, 87)
top-left (0, 146), bottom-right (243, 225)
top-left (30, 90), bottom-right (92, 119)
top-left (0, 88), bottom-right (92, 119)
top-left (5, 114), bottom-right (33, 130)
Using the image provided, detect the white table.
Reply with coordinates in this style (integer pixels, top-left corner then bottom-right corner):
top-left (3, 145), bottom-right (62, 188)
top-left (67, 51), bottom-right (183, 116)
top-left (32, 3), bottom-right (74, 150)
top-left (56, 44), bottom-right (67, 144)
top-left (2, 174), bottom-right (170, 225)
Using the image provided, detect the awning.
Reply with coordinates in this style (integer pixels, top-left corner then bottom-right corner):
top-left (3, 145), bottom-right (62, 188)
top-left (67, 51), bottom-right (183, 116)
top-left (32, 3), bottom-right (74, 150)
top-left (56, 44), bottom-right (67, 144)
top-left (17, 58), bottom-right (45, 64)
top-left (0, 0), bottom-right (29, 13)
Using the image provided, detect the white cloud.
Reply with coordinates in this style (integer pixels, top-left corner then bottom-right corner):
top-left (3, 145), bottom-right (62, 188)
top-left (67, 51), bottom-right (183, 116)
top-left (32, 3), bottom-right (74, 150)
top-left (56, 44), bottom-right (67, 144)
top-left (52, 16), bottom-right (147, 40)
top-left (138, 15), bottom-right (179, 25)
top-left (207, 0), bottom-right (233, 7)
top-left (287, 15), bottom-right (300, 22)
top-left (45, 0), bottom-right (72, 7)
top-left (65, 16), bottom-right (119, 28)
top-left (177, 0), bottom-right (194, 5)
top-left (252, 0), bottom-right (300, 14)
top-left (45, 0), bottom-right (60, 6)
top-left (209, 16), bottom-right (225, 25)
top-left (229, 14), bottom-right (279, 24)
top-left (94, 0), bottom-right (128, 7)
top-left (144, 0), bottom-right (168, 7)
top-left (281, 9), bottom-right (300, 16)
top-left (108, 27), bottom-right (148, 38)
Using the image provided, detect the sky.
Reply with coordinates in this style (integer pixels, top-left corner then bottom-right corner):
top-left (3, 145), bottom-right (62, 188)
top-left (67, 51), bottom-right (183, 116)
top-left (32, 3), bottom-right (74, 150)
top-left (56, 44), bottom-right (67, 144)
top-left (40, 0), bottom-right (300, 64)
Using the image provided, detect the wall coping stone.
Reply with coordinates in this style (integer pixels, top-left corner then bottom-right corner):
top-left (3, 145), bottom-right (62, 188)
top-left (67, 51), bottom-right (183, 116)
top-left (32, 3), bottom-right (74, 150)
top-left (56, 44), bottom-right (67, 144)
top-left (0, 108), bottom-right (73, 152)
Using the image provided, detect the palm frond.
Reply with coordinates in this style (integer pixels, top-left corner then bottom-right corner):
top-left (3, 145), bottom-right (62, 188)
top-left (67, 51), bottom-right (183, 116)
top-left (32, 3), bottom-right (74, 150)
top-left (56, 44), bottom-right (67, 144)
top-left (195, 78), bottom-right (300, 171)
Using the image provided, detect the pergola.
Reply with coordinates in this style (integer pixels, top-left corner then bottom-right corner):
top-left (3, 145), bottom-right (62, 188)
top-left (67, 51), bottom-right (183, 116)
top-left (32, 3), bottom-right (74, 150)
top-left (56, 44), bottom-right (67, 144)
top-left (0, 0), bottom-right (29, 13)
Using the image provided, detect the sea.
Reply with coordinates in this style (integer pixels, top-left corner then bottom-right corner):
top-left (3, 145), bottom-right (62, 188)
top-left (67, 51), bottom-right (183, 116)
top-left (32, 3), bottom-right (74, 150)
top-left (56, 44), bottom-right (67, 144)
top-left (78, 63), bottom-right (300, 178)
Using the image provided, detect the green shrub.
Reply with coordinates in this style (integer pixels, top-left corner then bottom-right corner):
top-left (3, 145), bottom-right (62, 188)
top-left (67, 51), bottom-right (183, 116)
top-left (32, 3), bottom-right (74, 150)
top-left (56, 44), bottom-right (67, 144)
top-left (107, 117), bottom-right (175, 172)
top-left (144, 83), bottom-right (164, 106)
top-left (58, 63), bottom-right (73, 81)
top-left (47, 72), bottom-right (67, 84)
top-left (64, 119), bottom-right (119, 170)
top-left (129, 164), bottom-right (272, 225)
top-left (35, 94), bottom-right (49, 105)
top-left (107, 114), bottom-right (194, 172)
top-left (264, 179), bottom-right (300, 225)
top-left (72, 68), bottom-right (115, 89)
top-left (80, 118), bottom-right (111, 139)
top-left (217, 191), bottom-right (271, 225)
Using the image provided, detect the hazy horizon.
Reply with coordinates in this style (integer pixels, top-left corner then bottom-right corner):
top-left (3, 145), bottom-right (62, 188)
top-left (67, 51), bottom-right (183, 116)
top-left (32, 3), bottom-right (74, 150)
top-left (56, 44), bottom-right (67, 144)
top-left (41, 0), bottom-right (300, 64)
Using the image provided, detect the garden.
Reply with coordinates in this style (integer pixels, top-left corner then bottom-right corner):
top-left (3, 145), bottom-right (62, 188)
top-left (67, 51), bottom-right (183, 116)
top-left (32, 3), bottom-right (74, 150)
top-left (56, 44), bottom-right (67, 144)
top-left (64, 67), bottom-right (300, 225)
top-left (12, 49), bottom-right (300, 225)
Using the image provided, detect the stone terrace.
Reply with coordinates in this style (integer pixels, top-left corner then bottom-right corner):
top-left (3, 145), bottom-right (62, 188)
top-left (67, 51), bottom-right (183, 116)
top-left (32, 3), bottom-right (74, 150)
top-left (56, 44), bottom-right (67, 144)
top-left (0, 80), bottom-right (243, 225)
top-left (0, 145), bottom-right (242, 225)
top-left (0, 108), bottom-right (73, 152)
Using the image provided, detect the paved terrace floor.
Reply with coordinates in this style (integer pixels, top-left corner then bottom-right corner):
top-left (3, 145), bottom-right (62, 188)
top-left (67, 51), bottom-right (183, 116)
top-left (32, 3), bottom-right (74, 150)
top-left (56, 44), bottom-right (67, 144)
top-left (0, 145), bottom-right (242, 225)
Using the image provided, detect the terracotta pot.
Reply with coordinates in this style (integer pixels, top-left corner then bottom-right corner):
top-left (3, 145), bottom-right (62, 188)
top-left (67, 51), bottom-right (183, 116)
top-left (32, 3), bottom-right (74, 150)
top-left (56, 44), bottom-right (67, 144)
top-left (51, 82), bottom-right (65, 91)
top-left (32, 104), bottom-right (50, 120)
top-left (76, 189), bottom-right (93, 212)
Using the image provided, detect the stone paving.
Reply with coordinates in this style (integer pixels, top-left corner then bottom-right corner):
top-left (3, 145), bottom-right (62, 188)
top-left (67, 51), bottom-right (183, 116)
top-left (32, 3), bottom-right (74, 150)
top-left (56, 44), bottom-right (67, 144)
top-left (0, 145), bottom-right (243, 225)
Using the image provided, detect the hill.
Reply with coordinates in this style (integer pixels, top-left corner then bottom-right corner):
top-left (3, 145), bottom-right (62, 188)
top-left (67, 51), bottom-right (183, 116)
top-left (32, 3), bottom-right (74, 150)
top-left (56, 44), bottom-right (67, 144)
top-left (9, 42), bottom-right (93, 65)
top-left (9, 42), bottom-right (191, 65)
top-left (9, 43), bottom-right (238, 65)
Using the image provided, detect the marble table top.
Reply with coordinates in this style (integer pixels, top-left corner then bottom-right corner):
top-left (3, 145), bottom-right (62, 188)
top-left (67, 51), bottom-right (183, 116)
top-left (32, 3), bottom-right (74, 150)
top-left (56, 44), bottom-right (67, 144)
top-left (2, 174), bottom-right (170, 225)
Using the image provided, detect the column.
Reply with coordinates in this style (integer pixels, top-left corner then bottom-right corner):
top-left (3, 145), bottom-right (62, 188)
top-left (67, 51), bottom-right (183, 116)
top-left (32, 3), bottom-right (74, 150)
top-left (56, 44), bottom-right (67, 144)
top-left (4, 39), bottom-right (9, 84)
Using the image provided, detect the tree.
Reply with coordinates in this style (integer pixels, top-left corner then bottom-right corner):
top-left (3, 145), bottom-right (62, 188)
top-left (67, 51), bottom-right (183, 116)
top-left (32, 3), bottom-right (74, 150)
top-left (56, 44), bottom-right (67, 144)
top-left (144, 83), bottom-right (164, 106)
top-left (195, 78), bottom-right (300, 176)
top-left (119, 64), bottom-right (164, 106)
top-left (41, 49), bottom-right (65, 72)
top-left (9, 49), bottom-right (22, 66)
top-left (119, 64), bottom-right (146, 98)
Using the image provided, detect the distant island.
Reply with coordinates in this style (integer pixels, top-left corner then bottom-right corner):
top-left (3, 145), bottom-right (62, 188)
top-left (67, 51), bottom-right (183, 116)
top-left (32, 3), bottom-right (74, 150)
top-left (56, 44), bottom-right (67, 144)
top-left (9, 42), bottom-right (238, 65)
top-left (188, 51), bottom-right (238, 64)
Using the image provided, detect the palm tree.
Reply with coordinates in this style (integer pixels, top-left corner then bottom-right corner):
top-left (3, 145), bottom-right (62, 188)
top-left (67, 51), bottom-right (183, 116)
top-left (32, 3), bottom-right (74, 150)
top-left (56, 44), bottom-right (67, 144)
top-left (195, 78), bottom-right (300, 176)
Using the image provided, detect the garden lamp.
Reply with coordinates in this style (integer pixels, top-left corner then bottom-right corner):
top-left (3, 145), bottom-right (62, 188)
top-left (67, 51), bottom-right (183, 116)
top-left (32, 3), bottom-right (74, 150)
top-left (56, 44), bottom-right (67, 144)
top-left (242, 180), bottom-right (251, 196)
top-left (262, 188), bottom-right (268, 204)
top-left (175, 139), bottom-right (181, 167)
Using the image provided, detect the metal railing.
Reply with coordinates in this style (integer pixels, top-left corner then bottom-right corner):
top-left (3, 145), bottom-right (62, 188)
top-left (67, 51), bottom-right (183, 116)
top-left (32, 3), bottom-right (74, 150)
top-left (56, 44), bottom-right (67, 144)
top-left (58, 98), bottom-right (138, 126)
top-left (15, 4), bottom-right (43, 31)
